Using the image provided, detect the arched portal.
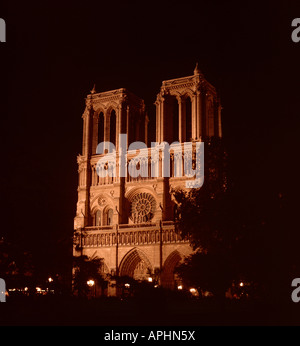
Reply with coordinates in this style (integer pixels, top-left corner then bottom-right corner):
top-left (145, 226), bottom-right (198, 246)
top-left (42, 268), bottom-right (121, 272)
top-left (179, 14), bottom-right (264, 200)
top-left (119, 248), bottom-right (153, 281)
top-left (161, 250), bottom-right (183, 289)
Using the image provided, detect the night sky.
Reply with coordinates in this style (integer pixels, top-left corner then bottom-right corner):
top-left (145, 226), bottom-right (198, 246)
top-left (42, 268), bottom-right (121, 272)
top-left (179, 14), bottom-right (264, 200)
top-left (1, 1), bottom-right (300, 278)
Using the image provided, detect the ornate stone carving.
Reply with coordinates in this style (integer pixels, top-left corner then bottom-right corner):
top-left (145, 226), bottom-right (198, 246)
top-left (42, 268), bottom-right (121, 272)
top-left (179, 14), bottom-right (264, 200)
top-left (130, 192), bottom-right (156, 224)
top-left (98, 196), bottom-right (107, 206)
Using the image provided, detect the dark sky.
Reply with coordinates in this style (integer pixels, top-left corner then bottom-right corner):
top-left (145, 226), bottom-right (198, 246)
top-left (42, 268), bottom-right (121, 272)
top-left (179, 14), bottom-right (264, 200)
top-left (1, 0), bottom-right (300, 276)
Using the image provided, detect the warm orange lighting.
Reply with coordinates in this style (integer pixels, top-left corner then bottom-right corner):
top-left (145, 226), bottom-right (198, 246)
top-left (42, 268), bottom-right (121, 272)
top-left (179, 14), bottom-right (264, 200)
top-left (148, 277), bottom-right (153, 282)
top-left (36, 287), bottom-right (41, 292)
top-left (48, 277), bottom-right (53, 283)
top-left (189, 288), bottom-right (196, 293)
top-left (239, 282), bottom-right (244, 287)
top-left (124, 283), bottom-right (130, 288)
top-left (177, 285), bottom-right (183, 290)
top-left (87, 280), bottom-right (95, 287)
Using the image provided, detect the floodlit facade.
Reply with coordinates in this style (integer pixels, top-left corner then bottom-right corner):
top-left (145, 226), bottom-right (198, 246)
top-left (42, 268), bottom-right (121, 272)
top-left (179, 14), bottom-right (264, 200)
top-left (73, 65), bottom-right (222, 295)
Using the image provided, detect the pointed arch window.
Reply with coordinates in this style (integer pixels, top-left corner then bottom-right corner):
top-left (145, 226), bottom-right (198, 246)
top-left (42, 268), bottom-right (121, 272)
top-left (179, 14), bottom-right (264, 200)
top-left (110, 110), bottom-right (116, 147)
top-left (107, 208), bottom-right (113, 226)
top-left (171, 96), bottom-right (179, 143)
top-left (98, 112), bottom-right (104, 145)
top-left (94, 210), bottom-right (101, 226)
top-left (185, 97), bottom-right (192, 142)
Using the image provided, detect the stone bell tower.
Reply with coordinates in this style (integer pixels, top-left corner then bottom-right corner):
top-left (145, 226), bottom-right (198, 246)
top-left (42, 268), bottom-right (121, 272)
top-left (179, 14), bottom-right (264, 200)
top-left (74, 87), bottom-right (148, 231)
top-left (155, 63), bottom-right (222, 144)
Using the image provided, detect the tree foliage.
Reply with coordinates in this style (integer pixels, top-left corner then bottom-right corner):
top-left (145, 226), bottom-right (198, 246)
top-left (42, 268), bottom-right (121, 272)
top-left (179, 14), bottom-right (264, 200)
top-left (174, 137), bottom-right (236, 253)
top-left (73, 254), bottom-right (107, 297)
top-left (173, 137), bottom-right (242, 297)
top-left (0, 237), bottom-right (34, 288)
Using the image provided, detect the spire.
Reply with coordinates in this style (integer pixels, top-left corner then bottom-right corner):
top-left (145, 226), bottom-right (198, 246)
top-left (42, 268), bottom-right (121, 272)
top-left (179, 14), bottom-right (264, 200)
top-left (88, 84), bottom-right (96, 112)
top-left (194, 62), bottom-right (200, 75)
top-left (90, 84), bottom-right (96, 94)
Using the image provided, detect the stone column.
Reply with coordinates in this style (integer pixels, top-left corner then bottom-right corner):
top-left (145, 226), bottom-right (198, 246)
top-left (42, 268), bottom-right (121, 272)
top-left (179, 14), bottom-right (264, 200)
top-left (155, 97), bottom-right (161, 143)
top-left (116, 102), bottom-right (123, 151)
top-left (192, 93), bottom-right (197, 140)
top-left (126, 105), bottom-right (130, 148)
top-left (82, 106), bottom-right (91, 157)
top-left (196, 90), bottom-right (203, 138)
top-left (160, 96), bottom-right (165, 142)
top-left (104, 110), bottom-right (109, 142)
top-left (145, 112), bottom-right (149, 146)
top-left (181, 98), bottom-right (186, 142)
top-left (177, 97), bottom-right (183, 143)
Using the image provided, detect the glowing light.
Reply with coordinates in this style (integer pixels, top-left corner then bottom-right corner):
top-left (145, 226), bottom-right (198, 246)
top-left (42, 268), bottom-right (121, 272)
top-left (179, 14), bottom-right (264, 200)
top-left (239, 282), bottom-right (244, 287)
top-left (87, 280), bottom-right (95, 287)
top-left (48, 277), bottom-right (53, 283)
top-left (148, 277), bottom-right (153, 282)
top-left (189, 288), bottom-right (197, 293)
top-left (24, 287), bottom-right (28, 291)
top-left (124, 283), bottom-right (130, 288)
top-left (177, 285), bottom-right (183, 290)
top-left (36, 287), bottom-right (41, 292)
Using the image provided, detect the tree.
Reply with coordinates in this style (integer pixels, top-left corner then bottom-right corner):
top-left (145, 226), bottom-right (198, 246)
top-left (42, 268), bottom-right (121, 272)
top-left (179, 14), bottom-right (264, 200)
top-left (73, 254), bottom-right (107, 297)
top-left (174, 137), bottom-right (239, 297)
top-left (174, 137), bottom-right (235, 252)
top-left (0, 237), bottom-right (34, 289)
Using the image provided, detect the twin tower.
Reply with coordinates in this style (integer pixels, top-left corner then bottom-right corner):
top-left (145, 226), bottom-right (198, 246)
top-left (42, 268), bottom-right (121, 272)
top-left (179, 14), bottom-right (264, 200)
top-left (74, 65), bottom-right (222, 294)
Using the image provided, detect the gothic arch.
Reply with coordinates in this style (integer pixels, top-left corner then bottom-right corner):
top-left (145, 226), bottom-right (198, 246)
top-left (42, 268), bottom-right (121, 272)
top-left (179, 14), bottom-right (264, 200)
top-left (103, 205), bottom-right (114, 225)
top-left (106, 101), bottom-right (118, 113)
top-left (161, 250), bottom-right (183, 289)
top-left (119, 248), bottom-right (153, 280)
top-left (92, 208), bottom-right (101, 226)
top-left (94, 106), bottom-right (106, 116)
top-left (181, 89), bottom-right (194, 100)
top-left (125, 186), bottom-right (159, 202)
top-left (90, 193), bottom-right (114, 211)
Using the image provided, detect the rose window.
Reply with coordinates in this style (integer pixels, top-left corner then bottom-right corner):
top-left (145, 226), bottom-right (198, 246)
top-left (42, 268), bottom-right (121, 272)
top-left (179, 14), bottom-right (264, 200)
top-left (130, 193), bottom-right (156, 223)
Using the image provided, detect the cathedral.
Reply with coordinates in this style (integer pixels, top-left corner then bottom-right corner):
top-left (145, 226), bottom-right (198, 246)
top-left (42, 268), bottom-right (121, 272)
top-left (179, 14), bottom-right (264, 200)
top-left (73, 64), bottom-right (222, 295)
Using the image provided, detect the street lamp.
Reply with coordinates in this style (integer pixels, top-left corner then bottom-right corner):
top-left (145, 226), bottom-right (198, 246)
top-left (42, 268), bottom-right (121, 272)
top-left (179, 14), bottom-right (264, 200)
top-left (87, 279), bottom-right (96, 298)
top-left (87, 280), bottom-right (95, 287)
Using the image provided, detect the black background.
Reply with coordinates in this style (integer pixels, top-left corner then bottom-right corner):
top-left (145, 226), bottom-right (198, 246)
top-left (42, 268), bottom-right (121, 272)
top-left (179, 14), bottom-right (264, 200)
top-left (0, 0), bottom-right (300, 283)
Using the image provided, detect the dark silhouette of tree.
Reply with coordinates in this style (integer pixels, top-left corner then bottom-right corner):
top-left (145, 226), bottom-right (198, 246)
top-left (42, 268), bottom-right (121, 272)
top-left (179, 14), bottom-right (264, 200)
top-left (173, 137), bottom-right (240, 297)
top-left (173, 137), bottom-right (289, 301)
top-left (0, 237), bottom-right (34, 289)
top-left (73, 254), bottom-right (107, 297)
top-left (174, 137), bottom-right (236, 252)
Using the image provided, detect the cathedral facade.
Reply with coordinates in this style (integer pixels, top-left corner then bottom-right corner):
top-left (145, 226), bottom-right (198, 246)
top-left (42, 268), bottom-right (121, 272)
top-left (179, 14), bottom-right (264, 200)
top-left (73, 65), bottom-right (222, 295)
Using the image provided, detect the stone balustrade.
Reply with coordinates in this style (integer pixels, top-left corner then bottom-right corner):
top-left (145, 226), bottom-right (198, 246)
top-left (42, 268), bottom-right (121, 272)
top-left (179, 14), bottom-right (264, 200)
top-left (75, 222), bottom-right (188, 248)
